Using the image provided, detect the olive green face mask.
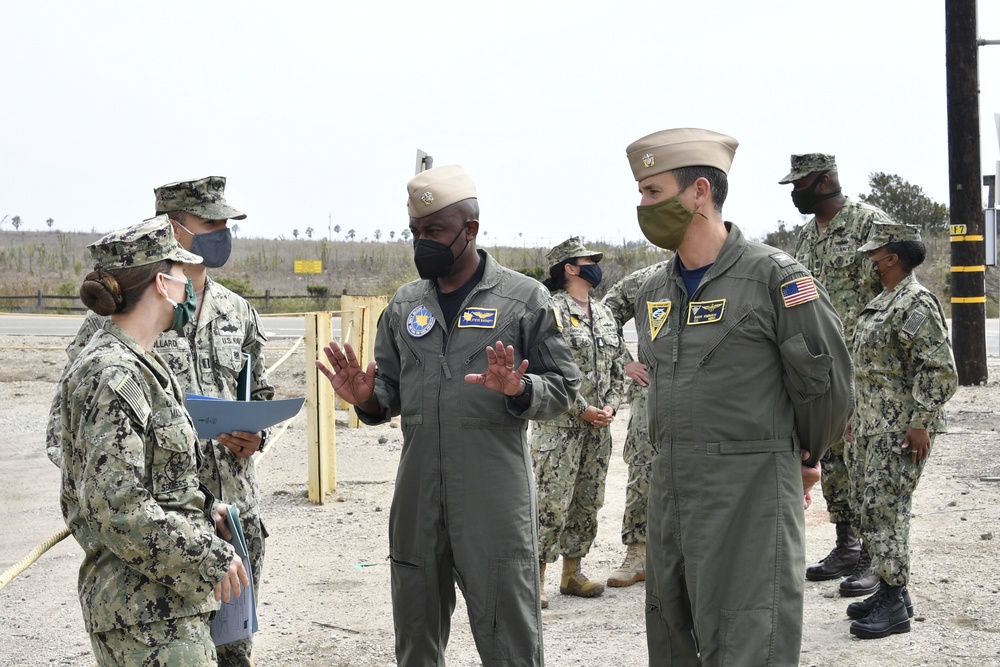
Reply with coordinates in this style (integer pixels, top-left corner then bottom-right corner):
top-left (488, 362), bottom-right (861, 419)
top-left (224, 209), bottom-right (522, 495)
top-left (636, 196), bottom-right (697, 251)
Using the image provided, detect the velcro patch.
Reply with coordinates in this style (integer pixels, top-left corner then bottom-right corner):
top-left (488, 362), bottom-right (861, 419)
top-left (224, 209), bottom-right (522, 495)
top-left (769, 251), bottom-right (797, 268)
top-left (902, 310), bottom-right (928, 336)
top-left (687, 299), bottom-right (726, 325)
top-left (781, 276), bottom-right (819, 308)
top-left (457, 308), bottom-right (497, 328)
top-left (112, 374), bottom-right (150, 426)
top-left (647, 301), bottom-right (672, 340)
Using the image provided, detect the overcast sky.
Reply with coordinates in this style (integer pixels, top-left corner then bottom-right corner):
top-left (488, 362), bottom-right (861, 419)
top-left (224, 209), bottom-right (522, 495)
top-left (2, 1), bottom-right (999, 248)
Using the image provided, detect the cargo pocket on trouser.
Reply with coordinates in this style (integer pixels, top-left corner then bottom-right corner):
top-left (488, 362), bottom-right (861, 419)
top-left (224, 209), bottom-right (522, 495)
top-left (389, 551), bottom-right (427, 652)
top-left (720, 608), bottom-right (772, 667)
top-left (484, 557), bottom-right (538, 661)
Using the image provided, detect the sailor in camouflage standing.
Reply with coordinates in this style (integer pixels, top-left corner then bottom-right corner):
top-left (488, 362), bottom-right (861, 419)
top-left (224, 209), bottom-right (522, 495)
top-left (626, 128), bottom-right (853, 666)
top-left (50, 216), bottom-right (248, 665)
top-left (600, 258), bottom-right (669, 588)
top-left (532, 237), bottom-right (627, 607)
top-left (845, 222), bottom-right (957, 639)
top-left (780, 153), bottom-right (890, 596)
top-left (56, 176), bottom-right (274, 667)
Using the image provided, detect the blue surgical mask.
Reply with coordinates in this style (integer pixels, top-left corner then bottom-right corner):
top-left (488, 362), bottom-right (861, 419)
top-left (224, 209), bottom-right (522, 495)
top-left (178, 222), bottom-right (232, 268)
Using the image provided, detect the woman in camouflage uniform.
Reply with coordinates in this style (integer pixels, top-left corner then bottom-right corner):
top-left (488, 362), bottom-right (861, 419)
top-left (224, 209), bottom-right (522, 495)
top-left (49, 216), bottom-right (248, 665)
top-left (531, 237), bottom-right (627, 608)
top-left (847, 222), bottom-right (958, 640)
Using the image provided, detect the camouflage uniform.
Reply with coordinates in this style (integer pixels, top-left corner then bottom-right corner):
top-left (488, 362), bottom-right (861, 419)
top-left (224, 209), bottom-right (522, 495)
top-left (850, 273), bottom-right (958, 585)
top-left (601, 260), bottom-right (669, 545)
top-left (60, 279), bottom-right (273, 665)
top-left (49, 217), bottom-right (235, 665)
top-left (531, 290), bottom-right (627, 562)
top-left (794, 197), bottom-right (889, 525)
top-left (51, 178), bottom-right (270, 667)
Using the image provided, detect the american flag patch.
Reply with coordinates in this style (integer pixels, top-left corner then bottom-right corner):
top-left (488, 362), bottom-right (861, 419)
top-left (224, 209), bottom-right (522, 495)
top-left (780, 276), bottom-right (818, 308)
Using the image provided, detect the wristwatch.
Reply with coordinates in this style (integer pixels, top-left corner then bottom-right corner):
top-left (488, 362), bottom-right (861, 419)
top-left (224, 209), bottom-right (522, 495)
top-left (258, 427), bottom-right (270, 452)
top-left (514, 375), bottom-right (533, 406)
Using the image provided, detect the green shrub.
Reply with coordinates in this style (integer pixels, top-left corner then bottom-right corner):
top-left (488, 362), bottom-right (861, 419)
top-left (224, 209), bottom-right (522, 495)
top-left (216, 277), bottom-right (255, 296)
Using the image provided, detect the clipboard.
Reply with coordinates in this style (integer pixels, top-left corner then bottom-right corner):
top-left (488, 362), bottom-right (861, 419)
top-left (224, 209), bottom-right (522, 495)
top-left (184, 394), bottom-right (305, 440)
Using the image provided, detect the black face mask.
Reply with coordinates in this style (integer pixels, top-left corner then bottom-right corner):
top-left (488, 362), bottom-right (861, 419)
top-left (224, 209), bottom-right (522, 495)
top-left (413, 223), bottom-right (470, 280)
top-left (790, 171), bottom-right (841, 215)
top-left (576, 263), bottom-right (603, 288)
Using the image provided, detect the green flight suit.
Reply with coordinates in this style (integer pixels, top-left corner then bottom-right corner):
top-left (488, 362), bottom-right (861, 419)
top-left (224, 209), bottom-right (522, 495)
top-left (601, 260), bottom-right (670, 545)
top-left (51, 323), bottom-right (235, 662)
top-left (634, 223), bottom-right (853, 667)
top-left (356, 251), bottom-right (580, 667)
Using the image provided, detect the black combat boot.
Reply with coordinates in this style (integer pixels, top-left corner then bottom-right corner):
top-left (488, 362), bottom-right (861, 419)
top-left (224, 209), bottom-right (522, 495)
top-left (839, 548), bottom-right (879, 597)
top-left (849, 583), bottom-right (912, 639)
top-left (846, 580), bottom-right (914, 620)
top-left (806, 522), bottom-right (862, 581)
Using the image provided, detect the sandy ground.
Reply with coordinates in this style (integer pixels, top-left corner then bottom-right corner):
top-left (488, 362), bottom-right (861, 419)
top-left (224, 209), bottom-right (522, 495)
top-left (1, 335), bottom-right (999, 666)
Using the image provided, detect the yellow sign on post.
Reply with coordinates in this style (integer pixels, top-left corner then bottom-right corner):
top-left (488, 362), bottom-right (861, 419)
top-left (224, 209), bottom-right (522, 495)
top-left (340, 295), bottom-right (389, 428)
top-left (295, 260), bottom-right (323, 274)
top-left (305, 311), bottom-right (337, 503)
top-left (950, 224), bottom-right (968, 236)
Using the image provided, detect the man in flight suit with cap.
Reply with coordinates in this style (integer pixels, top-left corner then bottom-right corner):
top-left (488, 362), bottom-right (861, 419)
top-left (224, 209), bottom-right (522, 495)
top-left (316, 164), bottom-right (580, 667)
top-left (624, 129), bottom-right (853, 666)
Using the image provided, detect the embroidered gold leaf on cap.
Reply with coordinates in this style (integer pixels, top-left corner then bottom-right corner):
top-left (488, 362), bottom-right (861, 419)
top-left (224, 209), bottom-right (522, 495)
top-left (642, 153), bottom-right (655, 168)
top-left (421, 192), bottom-right (434, 205)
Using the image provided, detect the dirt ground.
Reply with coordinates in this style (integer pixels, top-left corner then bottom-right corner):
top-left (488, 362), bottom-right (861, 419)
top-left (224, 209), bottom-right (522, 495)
top-left (1, 335), bottom-right (999, 667)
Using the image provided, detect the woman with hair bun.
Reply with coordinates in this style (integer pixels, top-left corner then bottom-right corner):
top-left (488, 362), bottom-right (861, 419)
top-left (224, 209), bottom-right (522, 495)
top-left (49, 215), bottom-right (248, 665)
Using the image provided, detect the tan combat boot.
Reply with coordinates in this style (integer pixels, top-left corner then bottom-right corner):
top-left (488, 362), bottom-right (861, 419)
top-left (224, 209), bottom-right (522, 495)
top-left (540, 562), bottom-right (549, 609)
top-left (559, 556), bottom-right (605, 597)
top-left (607, 543), bottom-right (646, 588)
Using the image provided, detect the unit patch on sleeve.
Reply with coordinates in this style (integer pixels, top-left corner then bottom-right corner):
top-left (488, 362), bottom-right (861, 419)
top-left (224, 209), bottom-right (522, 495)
top-left (780, 276), bottom-right (819, 308)
top-left (457, 308), bottom-right (498, 329)
top-left (406, 304), bottom-right (436, 337)
top-left (687, 299), bottom-right (726, 325)
top-left (647, 301), bottom-right (672, 340)
top-left (901, 310), bottom-right (928, 336)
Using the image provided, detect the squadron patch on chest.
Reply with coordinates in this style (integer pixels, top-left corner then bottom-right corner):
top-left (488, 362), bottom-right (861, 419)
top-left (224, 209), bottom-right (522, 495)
top-left (457, 307), bottom-right (497, 329)
top-left (647, 301), bottom-right (672, 340)
top-left (687, 299), bottom-right (726, 325)
top-left (406, 304), bottom-right (436, 338)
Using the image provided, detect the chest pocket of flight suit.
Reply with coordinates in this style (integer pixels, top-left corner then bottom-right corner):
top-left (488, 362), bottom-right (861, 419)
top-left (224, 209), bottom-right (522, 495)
top-left (460, 316), bottom-right (524, 430)
top-left (149, 406), bottom-right (198, 498)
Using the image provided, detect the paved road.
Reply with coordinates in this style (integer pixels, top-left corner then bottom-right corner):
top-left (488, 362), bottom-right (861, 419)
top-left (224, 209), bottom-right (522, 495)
top-left (0, 314), bottom-right (994, 355)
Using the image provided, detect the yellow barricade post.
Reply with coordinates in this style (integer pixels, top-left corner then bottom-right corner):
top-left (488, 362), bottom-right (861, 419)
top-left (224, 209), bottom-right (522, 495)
top-left (339, 295), bottom-right (388, 428)
top-left (305, 311), bottom-right (337, 503)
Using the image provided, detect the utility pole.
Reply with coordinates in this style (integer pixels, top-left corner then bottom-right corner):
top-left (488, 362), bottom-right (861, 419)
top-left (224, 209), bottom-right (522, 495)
top-left (946, 0), bottom-right (987, 385)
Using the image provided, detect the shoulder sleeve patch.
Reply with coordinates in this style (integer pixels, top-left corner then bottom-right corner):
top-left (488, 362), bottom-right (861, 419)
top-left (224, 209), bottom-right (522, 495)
top-left (769, 251), bottom-right (798, 268)
top-left (111, 373), bottom-right (151, 427)
top-left (901, 310), bottom-right (928, 337)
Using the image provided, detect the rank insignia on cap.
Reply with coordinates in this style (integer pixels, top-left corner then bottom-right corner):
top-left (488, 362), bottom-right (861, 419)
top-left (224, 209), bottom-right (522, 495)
top-left (457, 307), bottom-right (497, 329)
top-left (642, 153), bottom-right (655, 168)
top-left (781, 276), bottom-right (819, 308)
top-left (687, 299), bottom-right (726, 325)
top-left (421, 191), bottom-right (434, 206)
top-left (406, 304), bottom-right (436, 337)
top-left (647, 300), bottom-right (672, 339)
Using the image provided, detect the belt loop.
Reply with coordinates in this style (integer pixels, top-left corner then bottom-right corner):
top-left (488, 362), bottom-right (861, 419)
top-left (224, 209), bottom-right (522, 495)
top-left (706, 443), bottom-right (720, 455)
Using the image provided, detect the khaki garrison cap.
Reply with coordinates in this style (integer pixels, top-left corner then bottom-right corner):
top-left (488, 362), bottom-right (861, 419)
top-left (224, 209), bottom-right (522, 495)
top-left (88, 215), bottom-right (203, 270)
top-left (546, 236), bottom-right (604, 268)
top-left (406, 165), bottom-right (477, 219)
top-left (626, 128), bottom-right (738, 181)
top-left (858, 221), bottom-right (923, 252)
top-left (777, 153), bottom-right (838, 184)
top-left (154, 175), bottom-right (247, 220)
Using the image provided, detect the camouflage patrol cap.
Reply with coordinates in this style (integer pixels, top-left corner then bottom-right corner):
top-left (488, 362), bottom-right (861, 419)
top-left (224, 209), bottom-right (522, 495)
top-left (546, 236), bottom-right (603, 268)
top-left (88, 215), bottom-right (203, 270)
top-left (626, 128), bottom-right (738, 181)
top-left (777, 154), bottom-right (838, 184)
top-left (406, 165), bottom-right (477, 219)
top-left (154, 175), bottom-right (247, 220)
top-left (858, 221), bottom-right (923, 252)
